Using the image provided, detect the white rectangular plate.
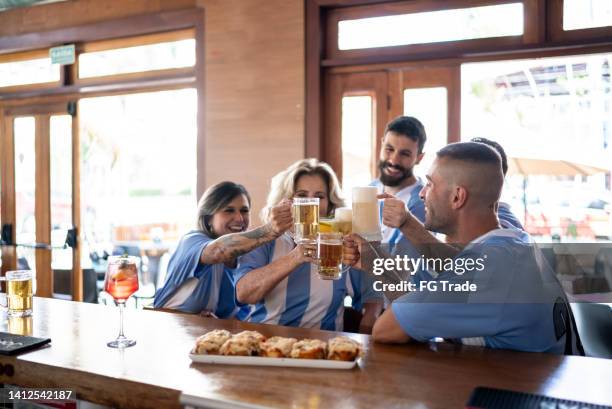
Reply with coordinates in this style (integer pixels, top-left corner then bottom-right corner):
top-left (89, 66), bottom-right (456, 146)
top-left (189, 353), bottom-right (358, 369)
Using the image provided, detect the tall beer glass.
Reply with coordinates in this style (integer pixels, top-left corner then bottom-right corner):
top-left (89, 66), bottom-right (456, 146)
top-left (292, 197), bottom-right (319, 244)
top-left (317, 232), bottom-right (348, 280)
top-left (352, 186), bottom-right (382, 241)
top-left (0, 270), bottom-right (34, 317)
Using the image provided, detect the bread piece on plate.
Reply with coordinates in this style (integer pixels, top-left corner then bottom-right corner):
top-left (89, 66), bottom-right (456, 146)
top-left (193, 329), bottom-right (232, 355)
top-left (234, 330), bottom-right (266, 343)
top-left (260, 336), bottom-right (298, 358)
top-left (290, 339), bottom-right (327, 359)
top-left (327, 336), bottom-right (363, 361)
top-left (219, 336), bottom-right (260, 356)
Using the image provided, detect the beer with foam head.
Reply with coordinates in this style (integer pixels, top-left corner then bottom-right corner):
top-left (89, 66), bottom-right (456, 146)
top-left (334, 207), bottom-right (352, 235)
top-left (292, 197), bottom-right (319, 244)
top-left (317, 232), bottom-right (344, 280)
top-left (351, 186), bottom-right (382, 241)
top-left (5, 270), bottom-right (33, 317)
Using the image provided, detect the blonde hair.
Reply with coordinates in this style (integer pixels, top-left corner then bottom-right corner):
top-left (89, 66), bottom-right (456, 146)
top-left (261, 158), bottom-right (345, 222)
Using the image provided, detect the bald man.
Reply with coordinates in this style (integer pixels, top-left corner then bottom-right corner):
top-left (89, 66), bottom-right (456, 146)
top-left (371, 142), bottom-right (582, 355)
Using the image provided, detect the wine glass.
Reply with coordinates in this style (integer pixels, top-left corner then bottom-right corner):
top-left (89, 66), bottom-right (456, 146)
top-left (104, 255), bottom-right (139, 348)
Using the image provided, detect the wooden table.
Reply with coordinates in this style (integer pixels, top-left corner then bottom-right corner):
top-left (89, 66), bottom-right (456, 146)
top-left (0, 298), bottom-right (611, 409)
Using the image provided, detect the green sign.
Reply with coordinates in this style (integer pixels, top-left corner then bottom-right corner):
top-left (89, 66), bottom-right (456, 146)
top-left (49, 44), bottom-right (75, 65)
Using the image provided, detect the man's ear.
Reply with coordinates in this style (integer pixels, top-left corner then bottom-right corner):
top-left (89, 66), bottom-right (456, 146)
top-left (415, 152), bottom-right (425, 165)
top-left (451, 185), bottom-right (468, 210)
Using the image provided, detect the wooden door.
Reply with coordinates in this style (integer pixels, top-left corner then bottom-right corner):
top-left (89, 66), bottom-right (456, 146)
top-left (1, 102), bottom-right (82, 300)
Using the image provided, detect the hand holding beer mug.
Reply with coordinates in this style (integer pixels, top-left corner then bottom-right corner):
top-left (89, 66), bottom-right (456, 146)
top-left (352, 186), bottom-right (382, 242)
top-left (316, 232), bottom-right (351, 280)
top-left (292, 197), bottom-right (319, 244)
top-left (0, 270), bottom-right (34, 317)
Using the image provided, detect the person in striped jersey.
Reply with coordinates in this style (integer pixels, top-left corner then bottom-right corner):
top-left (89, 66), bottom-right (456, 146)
top-left (234, 159), bottom-right (383, 332)
top-left (154, 181), bottom-right (292, 317)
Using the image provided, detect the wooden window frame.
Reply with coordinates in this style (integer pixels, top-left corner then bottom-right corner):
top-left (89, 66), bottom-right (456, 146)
top-left (0, 48), bottom-right (61, 92)
top-left (548, 0), bottom-right (612, 42)
top-left (0, 9), bottom-right (206, 301)
top-left (326, 0), bottom-right (541, 62)
top-left (306, 0), bottom-right (612, 159)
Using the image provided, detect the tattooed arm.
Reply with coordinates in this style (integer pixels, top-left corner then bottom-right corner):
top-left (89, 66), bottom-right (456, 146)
top-left (200, 200), bottom-right (293, 265)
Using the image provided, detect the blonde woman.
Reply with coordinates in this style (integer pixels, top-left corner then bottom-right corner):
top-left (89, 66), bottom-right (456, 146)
top-left (234, 159), bottom-right (382, 332)
top-left (154, 181), bottom-right (292, 316)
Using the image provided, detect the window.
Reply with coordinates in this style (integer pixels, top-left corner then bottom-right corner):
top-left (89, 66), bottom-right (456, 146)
top-left (338, 3), bottom-right (523, 50)
top-left (79, 39), bottom-right (195, 78)
top-left (0, 57), bottom-right (59, 88)
top-left (564, 0), bottom-right (612, 31)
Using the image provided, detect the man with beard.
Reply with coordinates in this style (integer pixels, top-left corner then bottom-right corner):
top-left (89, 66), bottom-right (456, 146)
top-left (370, 116), bottom-right (427, 247)
top-left (369, 142), bottom-right (582, 355)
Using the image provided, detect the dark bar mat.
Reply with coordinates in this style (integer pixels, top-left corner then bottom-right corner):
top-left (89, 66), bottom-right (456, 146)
top-left (467, 386), bottom-right (612, 409)
top-left (0, 332), bottom-right (51, 355)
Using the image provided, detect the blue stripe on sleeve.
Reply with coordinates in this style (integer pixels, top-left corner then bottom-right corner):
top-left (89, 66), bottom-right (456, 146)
top-left (279, 263), bottom-right (311, 327)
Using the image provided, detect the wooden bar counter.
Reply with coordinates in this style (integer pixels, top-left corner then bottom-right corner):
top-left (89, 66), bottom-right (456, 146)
top-left (0, 297), bottom-right (610, 408)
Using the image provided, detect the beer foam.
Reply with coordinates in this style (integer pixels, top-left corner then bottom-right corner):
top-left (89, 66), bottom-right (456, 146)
top-left (352, 186), bottom-right (378, 203)
top-left (335, 207), bottom-right (352, 221)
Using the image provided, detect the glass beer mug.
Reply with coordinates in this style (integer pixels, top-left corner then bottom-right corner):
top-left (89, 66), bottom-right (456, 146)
top-left (316, 232), bottom-right (350, 280)
top-left (351, 186), bottom-right (382, 241)
top-left (0, 270), bottom-right (34, 317)
top-left (292, 197), bottom-right (320, 244)
top-left (334, 207), bottom-right (353, 235)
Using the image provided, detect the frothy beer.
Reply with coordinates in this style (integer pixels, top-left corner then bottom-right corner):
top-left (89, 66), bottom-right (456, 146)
top-left (317, 233), bottom-right (343, 280)
top-left (292, 198), bottom-right (319, 243)
top-left (351, 187), bottom-right (382, 241)
top-left (334, 207), bottom-right (352, 235)
top-left (5, 270), bottom-right (34, 317)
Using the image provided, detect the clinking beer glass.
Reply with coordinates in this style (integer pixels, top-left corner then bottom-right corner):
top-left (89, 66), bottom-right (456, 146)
top-left (351, 186), bottom-right (382, 242)
top-left (0, 270), bottom-right (34, 317)
top-left (292, 197), bottom-right (320, 244)
top-left (316, 232), bottom-right (350, 280)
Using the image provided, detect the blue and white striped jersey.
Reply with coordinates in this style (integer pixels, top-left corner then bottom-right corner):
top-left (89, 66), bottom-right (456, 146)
top-left (370, 178), bottom-right (426, 246)
top-left (154, 231), bottom-right (242, 318)
top-left (234, 233), bottom-right (379, 331)
top-left (391, 228), bottom-right (578, 354)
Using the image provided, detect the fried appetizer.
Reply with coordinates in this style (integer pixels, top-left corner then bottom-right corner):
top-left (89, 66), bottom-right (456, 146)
top-left (219, 336), bottom-right (260, 356)
top-left (327, 336), bottom-right (362, 361)
top-left (260, 336), bottom-right (298, 358)
top-left (193, 329), bottom-right (232, 355)
top-left (234, 330), bottom-right (266, 343)
top-left (290, 339), bottom-right (327, 359)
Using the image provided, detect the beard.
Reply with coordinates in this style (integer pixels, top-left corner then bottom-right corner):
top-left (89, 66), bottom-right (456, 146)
top-left (378, 160), bottom-right (414, 187)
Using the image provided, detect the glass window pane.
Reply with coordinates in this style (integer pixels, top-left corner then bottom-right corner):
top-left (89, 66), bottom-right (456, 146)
top-left (339, 3), bottom-right (524, 50)
top-left (342, 96), bottom-right (373, 199)
top-left (78, 39), bottom-right (196, 78)
top-left (404, 87), bottom-right (448, 179)
top-left (564, 0), bottom-right (612, 30)
top-left (79, 89), bottom-right (197, 301)
top-left (462, 54), bottom-right (612, 241)
top-left (50, 115), bottom-right (73, 273)
top-left (14, 117), bottom-right (37, 271)
top-left (0, 58), bottom-right (60, 87)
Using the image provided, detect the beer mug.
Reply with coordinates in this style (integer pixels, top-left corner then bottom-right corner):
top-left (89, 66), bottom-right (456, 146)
top-left (8, 316), bottom-right (33, 336)
top-left (334, 207), bottom-right (352, 235)
top-left (1, 270), bottom-right (34, 317)
top-left (316, 232), bottom-right (350, 280)
top-left (292, 197), bottom-right (320, 244)
top-left (351, 186), bottom-right (382, 241)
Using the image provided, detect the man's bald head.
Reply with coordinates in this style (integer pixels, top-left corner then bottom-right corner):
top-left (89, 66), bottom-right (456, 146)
top-left (435, 142), bottom-right (504, 210)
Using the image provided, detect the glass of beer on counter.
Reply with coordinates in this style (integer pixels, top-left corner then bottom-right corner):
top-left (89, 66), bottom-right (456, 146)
top-left (352, 186), bottom-right (382, 241)
top-left (292, 197), bottom-right (319, 244)
top-left (317, 232), bottom-right (349, 280)
top-left (0, 270), bottom-right (34, 317)
top-left (334, 207), bottom-right (352, 235)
